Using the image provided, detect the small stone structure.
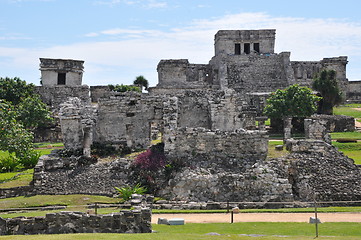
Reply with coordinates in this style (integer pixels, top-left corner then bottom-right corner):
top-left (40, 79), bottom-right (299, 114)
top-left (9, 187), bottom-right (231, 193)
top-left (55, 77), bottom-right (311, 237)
top-left (304, 118), bottom-right (331, 144)
top-left (40, 58), bottom-right (84, 86)
top-left (0, 209), bottom-right (151, 235)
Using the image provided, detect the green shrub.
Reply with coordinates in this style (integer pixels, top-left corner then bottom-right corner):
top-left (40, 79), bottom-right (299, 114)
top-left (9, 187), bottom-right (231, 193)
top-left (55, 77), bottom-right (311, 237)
top-left (18, 150), bottom-right (40, 169)
top-left (114, 183), bottom-right (147, 201)
top-left (0, 155), bottom-right (22, 172)
top-left (108, 84), bottom-right (141, 93)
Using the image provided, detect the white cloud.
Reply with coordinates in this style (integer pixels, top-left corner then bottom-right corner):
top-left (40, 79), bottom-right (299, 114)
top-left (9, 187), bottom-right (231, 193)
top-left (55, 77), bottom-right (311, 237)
top-left (2, 12), bottom-right (361, 86)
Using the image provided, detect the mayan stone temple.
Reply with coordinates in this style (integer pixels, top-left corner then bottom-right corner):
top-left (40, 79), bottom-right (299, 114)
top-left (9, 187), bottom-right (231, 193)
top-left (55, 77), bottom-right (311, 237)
top-left (2, 29), bottom-right (361, 235)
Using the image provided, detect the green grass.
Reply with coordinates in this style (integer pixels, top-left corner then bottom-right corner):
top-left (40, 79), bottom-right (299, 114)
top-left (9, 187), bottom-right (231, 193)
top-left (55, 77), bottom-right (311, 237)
top-left (0, 222), bottom-right (360, 240)
top-left (331, 139), bottom-right (361, 164)
top-left (267, 141), bottom-right (288, 159)
top-left (334, 104), bottom-right (361, 118)
top-left (0, 169), bottom-right (34, 188)
top-left (0, 194), bottom-right (119, 209)
top-left (330, 132), bottom-right (361, 140)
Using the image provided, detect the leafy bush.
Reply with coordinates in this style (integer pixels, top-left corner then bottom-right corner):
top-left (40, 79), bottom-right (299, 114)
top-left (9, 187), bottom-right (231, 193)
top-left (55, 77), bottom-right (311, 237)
top-left (108, 84), bottom-right (141, 93)
top-left (0, 155), bottom-right (22, 172)
top-left (133, 144), bottom-right (166, 171)
top-left (114, 183), bottom-right (147, 201)
top-left (18, 150), bottom-right (40, 169)
top-left (130, 143), bottom-right (167, 193)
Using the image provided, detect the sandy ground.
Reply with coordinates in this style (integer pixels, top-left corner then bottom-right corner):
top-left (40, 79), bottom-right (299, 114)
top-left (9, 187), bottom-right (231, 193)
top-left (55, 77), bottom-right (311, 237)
top-left (152, 213), bottom-right (361, 223)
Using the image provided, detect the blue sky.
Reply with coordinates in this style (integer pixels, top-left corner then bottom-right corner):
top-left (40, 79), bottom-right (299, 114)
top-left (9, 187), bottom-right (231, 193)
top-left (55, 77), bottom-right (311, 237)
top-left (1, 0), bottom-right (361, 87)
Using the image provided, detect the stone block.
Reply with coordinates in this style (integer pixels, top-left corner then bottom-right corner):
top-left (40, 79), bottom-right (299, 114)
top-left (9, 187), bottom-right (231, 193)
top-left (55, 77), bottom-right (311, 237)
top-left (168, 218), bottom-right (185, 225)
top-left (157, 218), bottom-right (169, 225)
top-left (309, 217), bottom-right (321, 224)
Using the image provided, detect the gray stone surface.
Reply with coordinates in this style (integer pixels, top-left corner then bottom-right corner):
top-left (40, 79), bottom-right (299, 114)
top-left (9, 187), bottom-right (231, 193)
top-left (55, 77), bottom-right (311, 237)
top-left (0, 210), bottom-right (151, 235)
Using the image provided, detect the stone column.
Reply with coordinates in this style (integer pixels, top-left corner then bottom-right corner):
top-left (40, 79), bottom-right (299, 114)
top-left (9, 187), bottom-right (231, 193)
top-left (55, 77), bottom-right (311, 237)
top-left (283, 117), bottom-right (293, 143)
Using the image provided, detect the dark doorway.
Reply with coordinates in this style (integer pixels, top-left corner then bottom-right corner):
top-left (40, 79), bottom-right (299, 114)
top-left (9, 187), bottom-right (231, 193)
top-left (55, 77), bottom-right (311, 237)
top-left (57, 73), bottom-right (66, 85)
top-left (244, 43), bottom-right (250, 54)
top-left (235, 43), bottom-right (241, 55)
top-left (253, 43), bottom-right (260, 53)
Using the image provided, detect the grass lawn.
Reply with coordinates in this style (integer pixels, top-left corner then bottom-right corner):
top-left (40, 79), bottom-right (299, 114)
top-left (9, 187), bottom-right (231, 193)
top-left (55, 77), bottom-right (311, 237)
top-left (267, 141), bottom-right (288, 159)
top-left (0, 169), bottom-right (33, 188)
top-left (332, 140), bottom-right (361, 165)
top-left (0, 222), bottom-right (360, 240)
top-left (334, 103), bottom-right (361, 119)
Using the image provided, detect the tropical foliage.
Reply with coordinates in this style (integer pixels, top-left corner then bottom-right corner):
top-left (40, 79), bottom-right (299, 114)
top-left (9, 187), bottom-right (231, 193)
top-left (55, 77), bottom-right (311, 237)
top-left (312, 69), bottom-right (343, 115)
top-left (264, 84), bottom-right (320, 118)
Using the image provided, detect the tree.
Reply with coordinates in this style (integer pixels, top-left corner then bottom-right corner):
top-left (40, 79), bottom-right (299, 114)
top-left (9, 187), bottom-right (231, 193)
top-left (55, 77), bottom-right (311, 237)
top-left (0, 77), bottom-right (35, 105)
top-left (0, 77), bottom-right (52, 129)
top-left (0, 100), bottom-right (34, 158)
top-left (0, 77), bottom-right (52, 167)
top-left (133, 75), bottom-right (149, 90)
top-left (312, 69), bottom-right (343, 115)
top-left (264, 84), bottom-right (321, 141)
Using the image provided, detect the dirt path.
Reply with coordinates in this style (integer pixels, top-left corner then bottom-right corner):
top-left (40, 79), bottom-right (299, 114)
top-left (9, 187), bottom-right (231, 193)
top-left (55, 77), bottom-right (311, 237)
top-left (152, 213), bottom-right (361, 223)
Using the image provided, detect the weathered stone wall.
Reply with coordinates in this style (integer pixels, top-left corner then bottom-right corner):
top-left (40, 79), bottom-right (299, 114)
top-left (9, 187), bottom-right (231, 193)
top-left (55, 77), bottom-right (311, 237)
top-left (214, 29), bottom-right (276, 55)
top-left (291, 56), bottom-right (348, 95)
top-left (40, 58), bottom-right (84, 86)
top-left (156, 59), bottom-right (212, 89)
top-left (94, 92), bottom-right (163, 149)
top-left (159, 158), bottom-right (293, 202)
top-left (33, 154), bottom-right (129, 196)
top-left (90, 85), bottom-right (111, 102)
top-left (35, 85), bottom-right (90, 110)
top-left (286, 140), bottom-right (361, 201)
top-left (209, 52), bottom-right (295, 93)
top-left (347, 80), bottom-right (361, 103)
top-left (164, 128), bottom-right (268, 170)
top-left (0, 186), bottom-right (33, 199)
top-left (304, 119), bottom-right (331, 143)
top-left (310, 114), bottom-right (355, 132)
top-left (0, 210), bottom-right (151, 235)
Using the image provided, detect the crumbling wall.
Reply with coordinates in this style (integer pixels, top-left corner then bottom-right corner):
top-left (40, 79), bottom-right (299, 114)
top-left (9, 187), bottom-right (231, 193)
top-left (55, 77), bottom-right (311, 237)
top-left (95, 92), bottom-right (163, 149)
top-left (165, 128), bottom-right (268, 169)
top-left (291, 56), bottom-right (348, 95)
top-left (286, 139), bottom-right (361, 201)
top-left (209, 52), bottom-right (295, 93)
top-left (310, 114), bottom-right (355, 132)
top-left (156, 59), bottom-right (212, 90)
top-left (35, 85), bottom-right (90, 110)
top-left (347, 80), bottom-right (361, 103)
top-left (33, 154), bottom-right (129, 196)
top-left (304, 119), bottom-right (331, 143)
top-left (0, 210), bottom-right (151, 235)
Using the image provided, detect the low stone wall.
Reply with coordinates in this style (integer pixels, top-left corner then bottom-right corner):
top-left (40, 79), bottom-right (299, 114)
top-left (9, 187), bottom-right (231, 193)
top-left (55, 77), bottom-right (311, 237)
top-left (311, 114), bottom-right (355, 132)
top-left (347, 80), bottom-right (361, 103)
top-left (33, 154), bottom-right (129, 196)
top-left (0, 186), bottom-right (33, 199)
top-left (0, 210), bottom-right (151, 235)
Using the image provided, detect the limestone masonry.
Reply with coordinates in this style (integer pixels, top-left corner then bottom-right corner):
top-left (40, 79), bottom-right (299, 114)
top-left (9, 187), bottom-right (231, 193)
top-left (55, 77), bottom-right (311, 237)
top-left (11, 30), bottom-right (361, 205)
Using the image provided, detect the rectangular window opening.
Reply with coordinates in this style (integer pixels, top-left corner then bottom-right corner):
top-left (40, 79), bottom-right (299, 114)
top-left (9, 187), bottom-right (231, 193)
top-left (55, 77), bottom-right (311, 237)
top-left (235, 43), bottom-right (241, 55)
top-left (57, 73), bottom-right (66, 85)
top-left (254, 43), bottom-right (260, 53)
top-left (244, 43), bottom-right (250, 54)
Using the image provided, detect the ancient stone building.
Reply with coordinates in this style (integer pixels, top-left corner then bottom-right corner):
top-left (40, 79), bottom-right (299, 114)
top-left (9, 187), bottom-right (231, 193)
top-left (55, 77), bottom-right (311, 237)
top-left (28, 29), bottom-right (361, 204)
top-left (152, 29), bottom-right (348, 98)
top-left (40, 58), bottom-right (84, 86)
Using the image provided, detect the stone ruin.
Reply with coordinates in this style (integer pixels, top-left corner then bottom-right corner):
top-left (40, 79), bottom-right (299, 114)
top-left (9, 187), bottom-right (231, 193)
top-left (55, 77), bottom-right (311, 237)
top-left (0, 209), bottom-right (151, 235)
top-left (18, 29), bottom-right (361, 205)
